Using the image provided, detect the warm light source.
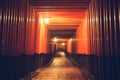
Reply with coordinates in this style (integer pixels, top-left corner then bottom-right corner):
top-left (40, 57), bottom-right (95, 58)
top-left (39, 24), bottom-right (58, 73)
top-left (53, 37), bottom-right (57, 42)
top-left (70, 38), bottom-right (72, 41)
top-left (69, 38), bottom-right (77, 41)
top-left (44, 18), bottom-right (49, 24)
top-left (62, 42), bottom-right (65, 46)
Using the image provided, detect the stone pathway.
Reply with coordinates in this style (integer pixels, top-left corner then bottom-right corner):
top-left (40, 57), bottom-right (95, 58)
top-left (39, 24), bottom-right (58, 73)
top-left (21, 52), bottom-right (95, 80)
top-left (32, 57), bottom-right (84, 80)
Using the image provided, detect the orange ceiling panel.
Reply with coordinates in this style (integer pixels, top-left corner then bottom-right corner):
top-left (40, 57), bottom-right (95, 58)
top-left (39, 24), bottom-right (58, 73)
top-left (39, 12), bottom-right (85, 18)
top-left (38, 12), bottom-right (85, 25)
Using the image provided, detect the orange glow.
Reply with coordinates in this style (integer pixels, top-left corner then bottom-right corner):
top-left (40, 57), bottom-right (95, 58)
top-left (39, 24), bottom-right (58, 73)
top-left (51, 38), bottom-right (68, 42)
top-left (76, 11), bottom-right (90, 55)
top-left (38, 12), bottom-right (85, 26)
top-left (35, 11), bottom-right (86, 54)
top-left (40, 12), bottom-right (85, 18)
top-left (53, 37), bottom-right (57, 42)
top-left (39, 17), bottom-right (48, 53)
top-left (35, 13), bottom-right (41, 53)
top-left (34, 13), bottom-right (48, 54)
top-left (39, 18), bottom-right (41, 22)
top-left (67, 38), bottom-right (72, 53)
top-left (44, 18), bottom-right (50, 24)
top-left (62, 42), bottom-right (65, 46)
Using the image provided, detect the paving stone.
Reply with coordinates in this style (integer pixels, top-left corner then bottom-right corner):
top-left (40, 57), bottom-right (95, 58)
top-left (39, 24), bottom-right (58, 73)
top-left (21, 56), bottom-right (95, 80)
top-left (32, 57), bottom-right (84, 80)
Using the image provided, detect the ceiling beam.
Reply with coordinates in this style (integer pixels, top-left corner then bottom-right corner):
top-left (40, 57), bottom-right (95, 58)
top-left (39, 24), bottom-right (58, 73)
top-left (47, 25), bottom-right (79, 30)
top-left (29, 0), bottom-right (90, 2)
top-left (29, 0), bottom-right (90, 12)
top-left (50, 29), bottom-right (76, 38)
top-left (30, 2), bottom-right (89, 6)
top-left (35, 8), bottom-right (86, 12)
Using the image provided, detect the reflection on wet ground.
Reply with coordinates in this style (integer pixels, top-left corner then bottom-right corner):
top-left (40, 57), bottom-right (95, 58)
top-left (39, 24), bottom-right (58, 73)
top-left (21, 52), bottom-right (95, 80)
top-left (32, 57), bottom-right (83, 80)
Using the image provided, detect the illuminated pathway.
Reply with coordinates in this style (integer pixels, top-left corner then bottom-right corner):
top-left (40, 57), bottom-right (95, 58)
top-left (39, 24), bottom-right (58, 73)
top-left (32, 53), bottom-right (83, 80)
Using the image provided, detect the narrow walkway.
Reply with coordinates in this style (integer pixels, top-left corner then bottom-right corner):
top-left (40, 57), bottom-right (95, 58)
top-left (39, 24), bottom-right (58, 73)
top-left (32, 56), bottom-right (84, 80)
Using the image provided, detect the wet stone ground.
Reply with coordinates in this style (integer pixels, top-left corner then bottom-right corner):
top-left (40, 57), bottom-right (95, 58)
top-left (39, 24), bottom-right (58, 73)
top-left (21, 56), bottom-right (95, 80)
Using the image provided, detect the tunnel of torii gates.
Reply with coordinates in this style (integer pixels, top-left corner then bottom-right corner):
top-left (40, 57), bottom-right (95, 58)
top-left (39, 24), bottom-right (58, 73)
top-left (1, 0), bottom-right (120, 56)
top-left (0, 0), bottom-right (120, 80)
